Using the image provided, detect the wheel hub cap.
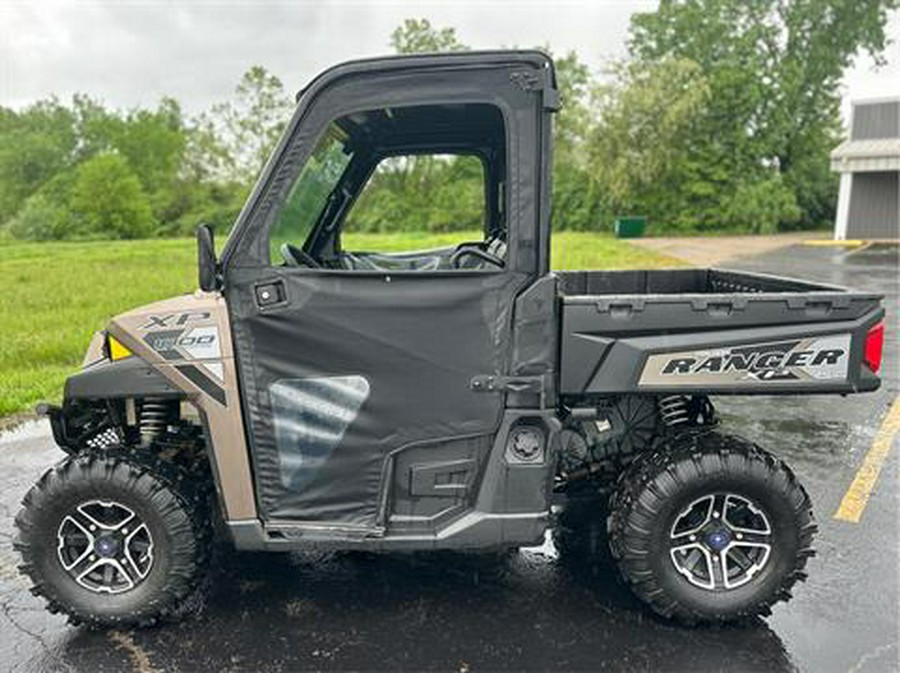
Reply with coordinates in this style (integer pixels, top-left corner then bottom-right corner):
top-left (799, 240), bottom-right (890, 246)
top-left (93, 535), bottom-right (120, 558)
top-left (56, 500), bottom-right (154, 595)
top-left (705, 529), bottom-right (731, 552)
top-left (668, 492), bottom-right (773, 591)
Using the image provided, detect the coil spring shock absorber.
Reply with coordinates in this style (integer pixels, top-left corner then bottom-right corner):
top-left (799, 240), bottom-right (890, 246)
top-left (139, 397), bottom-right (170, 444)
top-left (658, 395), bottom-right (691, 427)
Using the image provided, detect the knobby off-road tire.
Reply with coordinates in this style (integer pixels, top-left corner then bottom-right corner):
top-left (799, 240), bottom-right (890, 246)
top-left (14, 448), bottom-right (212, 628)
top-left (607, 431), bottom-right (816, 624)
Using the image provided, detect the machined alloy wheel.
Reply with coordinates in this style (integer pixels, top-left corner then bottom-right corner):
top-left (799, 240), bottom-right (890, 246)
top-left (668, 493), bottom-right (772, 591)
top-left (56, 500), bottom-right (155, 595)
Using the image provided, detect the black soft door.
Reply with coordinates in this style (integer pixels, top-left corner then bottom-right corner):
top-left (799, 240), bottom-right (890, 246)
top-left (228, 269), bottom-right (524, 527)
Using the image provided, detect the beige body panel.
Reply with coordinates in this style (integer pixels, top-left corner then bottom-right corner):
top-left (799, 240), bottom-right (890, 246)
top-left (107, 291), bottom-right (257, 521)
top-left (82, 331), bottom-right (107, 368)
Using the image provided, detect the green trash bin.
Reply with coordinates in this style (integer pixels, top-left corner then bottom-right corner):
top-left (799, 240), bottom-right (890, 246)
top-left (614, 216), bottom-right (646, 239)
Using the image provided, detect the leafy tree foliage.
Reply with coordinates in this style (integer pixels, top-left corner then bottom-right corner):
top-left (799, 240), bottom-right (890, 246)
top-left (0, 9), bottom-right (895, 241)
top-left (587, 58), bottom-right (711, 228)
top-left (0, 100), bottom-right (76, 222)
top-left (626, 0), bottom-right (898, 230)
top-left (208, 66), bottom-right (294, 184)
top-left (390, 18), bottom-right (469, 54)
top-left (346, 155), bottom-right (486, 233)
top-left (70, 153), bottom-right (154, 239)
top-left (550, 50), bottom-right (601, 230)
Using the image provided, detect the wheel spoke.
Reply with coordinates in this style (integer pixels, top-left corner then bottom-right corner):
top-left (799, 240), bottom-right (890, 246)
top-left (669, 531), bottom-right (697, 547)
top-left (62, 546), bottom-right (95, 575)
top-left (69, 508), bottom-right (105, 535)
top-left (728, 545), bottom-right (754, 572)
top-left (733, 530), bottom-right (771, 545)
top-left (669, 495), bottom-right (714, 539)
top-left (711, 494), bottom-right (728, 523)
top-left (116, 555), bottom-right (142, 586)
top-left (124, 524), bottom-right (154, 579)
top-left (670, 543), bottom-right (715, 589)
top-left (711, 550), bottom-right (728, 589)
top-left (723, 494), bottom-right (771, 535)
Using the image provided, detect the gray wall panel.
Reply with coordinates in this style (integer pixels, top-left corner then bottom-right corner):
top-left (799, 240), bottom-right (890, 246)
top-left (852, 101), bottom-right (899, 140)
top-left (847, 171), bottom-right (899, 239)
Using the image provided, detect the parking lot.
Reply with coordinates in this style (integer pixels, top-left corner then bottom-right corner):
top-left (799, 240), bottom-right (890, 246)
top-left (0, 243), bottom-right (896, 673)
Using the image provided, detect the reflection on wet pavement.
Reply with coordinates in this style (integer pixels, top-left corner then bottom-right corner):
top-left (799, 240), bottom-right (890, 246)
top-left (9, 522), bottom-right (795, 672)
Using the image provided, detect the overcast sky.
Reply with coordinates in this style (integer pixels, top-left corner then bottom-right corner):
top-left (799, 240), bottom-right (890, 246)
top-left (1, 0), bottom-right (897, 122)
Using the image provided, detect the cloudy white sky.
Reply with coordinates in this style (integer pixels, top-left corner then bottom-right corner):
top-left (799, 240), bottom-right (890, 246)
top-left (1, 0), bottom-right (897, 121)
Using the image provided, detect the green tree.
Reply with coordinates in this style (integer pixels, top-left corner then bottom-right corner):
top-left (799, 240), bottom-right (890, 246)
top-left (628, 0), bottom-right (898, 229)
top-left (548, 50), bottom-right (602, 230)
top-left (209, 66), bottom-right (294, 184)
top-left (70, 95), bottom-right (191, 226)
top-left (70, 153), bottom-right (154, 239)
top-left (5, 191), bottom-right (72, 241)
top-left (390, 18), bottom-right (469, 54)
top-left (0, 99), bottom-right (76, 223)
top-left (587, 58), bottom-right (711, 227)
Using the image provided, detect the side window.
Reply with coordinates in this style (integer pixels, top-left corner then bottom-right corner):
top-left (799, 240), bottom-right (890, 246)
top-left (268, 103), bottom-right (507, 271)
top-left (342, 153), bottom-right (487, 253)
top-left (269, 125), bottom-right (352, 265)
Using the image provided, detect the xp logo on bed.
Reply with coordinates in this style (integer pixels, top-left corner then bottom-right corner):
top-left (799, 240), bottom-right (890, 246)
top-left (639, 335), bottom-right (851, 386)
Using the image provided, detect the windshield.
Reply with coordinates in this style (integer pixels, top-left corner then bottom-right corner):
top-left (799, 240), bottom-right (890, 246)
top-left (269, 124), bottom-right (352, 264)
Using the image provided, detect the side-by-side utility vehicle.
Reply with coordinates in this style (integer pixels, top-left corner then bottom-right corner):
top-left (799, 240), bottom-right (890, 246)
top-left (16, 51), bottom-right (885, 627)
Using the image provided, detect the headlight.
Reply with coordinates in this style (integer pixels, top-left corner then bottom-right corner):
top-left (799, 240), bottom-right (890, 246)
top-left (106, 334), bottom-right (133, 361)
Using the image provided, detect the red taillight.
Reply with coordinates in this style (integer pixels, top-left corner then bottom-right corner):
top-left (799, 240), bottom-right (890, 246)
top-left (863, 322), bottom-right (884, 374)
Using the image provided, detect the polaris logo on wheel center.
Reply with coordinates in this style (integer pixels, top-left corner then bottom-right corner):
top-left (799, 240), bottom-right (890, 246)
top-left (639, 335), bottom-right (851, 385)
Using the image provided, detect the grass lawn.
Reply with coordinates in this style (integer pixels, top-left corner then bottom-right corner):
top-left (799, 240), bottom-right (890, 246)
top-left (0, 232), bottom-right (682, 416)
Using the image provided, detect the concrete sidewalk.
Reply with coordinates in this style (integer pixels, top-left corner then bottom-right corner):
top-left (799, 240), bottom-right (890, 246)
top-left (631, 231), bottom-right (828, 266)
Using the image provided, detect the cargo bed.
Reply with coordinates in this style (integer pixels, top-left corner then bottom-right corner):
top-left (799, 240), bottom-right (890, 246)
top-left (557, 269), bottom-right (884, 396)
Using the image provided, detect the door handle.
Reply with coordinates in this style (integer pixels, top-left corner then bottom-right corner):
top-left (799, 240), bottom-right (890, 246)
top-left (255, 280), bottom-right (286, 308)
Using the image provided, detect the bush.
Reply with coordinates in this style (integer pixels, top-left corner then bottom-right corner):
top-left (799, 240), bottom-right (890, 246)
top-left (720, 176), bottom-right (801, 234)
top-left (70, 153), bottom-right (154, 239)
top-left (4, 192), bottom-right (71, 241)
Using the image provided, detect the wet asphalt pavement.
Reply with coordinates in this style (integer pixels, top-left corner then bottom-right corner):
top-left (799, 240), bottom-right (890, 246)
top-left (0, 243), bottom-right (897, 673)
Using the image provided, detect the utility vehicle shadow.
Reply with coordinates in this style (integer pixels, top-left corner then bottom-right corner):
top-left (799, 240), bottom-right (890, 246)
top-left (55, 504), bottom-right (796, 672)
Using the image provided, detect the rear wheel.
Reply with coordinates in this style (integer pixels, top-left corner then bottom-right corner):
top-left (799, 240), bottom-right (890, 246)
top-left (607, 431), bottom-right (816, 623)
top-left (15, 449), bottom-right (211, 627)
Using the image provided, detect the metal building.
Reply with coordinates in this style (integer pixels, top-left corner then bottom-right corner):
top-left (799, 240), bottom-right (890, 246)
top-left (830, 98), bottom-right (899, 240)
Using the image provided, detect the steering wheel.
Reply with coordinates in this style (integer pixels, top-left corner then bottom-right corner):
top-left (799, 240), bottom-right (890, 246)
top-left (281, 243), bottom-right (321, 268)
top-left (451, 244), bottom-right (504, 269)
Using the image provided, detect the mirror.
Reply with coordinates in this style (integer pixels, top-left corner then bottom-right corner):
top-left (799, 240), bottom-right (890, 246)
top-left (197, 224), bottom-right (218, 292)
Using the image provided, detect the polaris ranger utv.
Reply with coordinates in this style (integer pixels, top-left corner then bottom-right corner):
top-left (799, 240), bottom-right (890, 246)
top-left (16, 51), bottom-right (885, 628)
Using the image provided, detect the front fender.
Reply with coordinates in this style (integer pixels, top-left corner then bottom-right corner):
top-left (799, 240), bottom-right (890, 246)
top-left (64, 357), bottom-right (182, 401)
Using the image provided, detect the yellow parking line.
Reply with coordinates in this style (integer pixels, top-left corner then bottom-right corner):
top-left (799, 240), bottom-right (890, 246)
top-left (803, 239), bottom-right (865, 247)
top-left (834, 397), bottom-right (900, 523)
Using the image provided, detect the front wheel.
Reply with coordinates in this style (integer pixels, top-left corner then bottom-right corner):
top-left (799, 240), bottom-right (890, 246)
top-left (15, 449), bottom-right (211, 627)
top-left (607, 431), bottom-right (816, 624)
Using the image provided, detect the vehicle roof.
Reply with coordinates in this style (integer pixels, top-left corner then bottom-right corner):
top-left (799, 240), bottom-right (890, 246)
top-left (295, 49), bottom-right (556, 102)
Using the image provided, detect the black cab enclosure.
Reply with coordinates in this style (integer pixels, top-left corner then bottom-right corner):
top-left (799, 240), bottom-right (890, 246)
top-left (221, 51), bottom-right (560, 539)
